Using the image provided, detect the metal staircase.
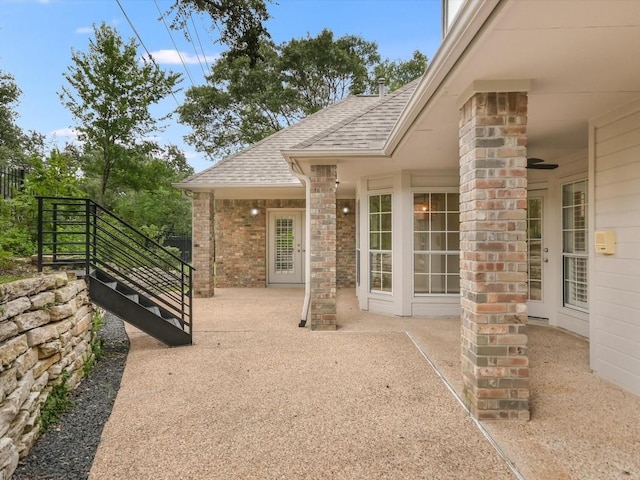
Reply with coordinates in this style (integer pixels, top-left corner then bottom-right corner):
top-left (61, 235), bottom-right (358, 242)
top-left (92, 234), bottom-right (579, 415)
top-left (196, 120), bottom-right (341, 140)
top-left (36, 197), bottom-right (193, 346)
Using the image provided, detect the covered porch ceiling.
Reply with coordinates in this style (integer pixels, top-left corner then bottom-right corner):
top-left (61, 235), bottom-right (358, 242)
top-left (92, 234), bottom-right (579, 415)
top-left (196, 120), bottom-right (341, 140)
top-left (391, 0), bottom-right (640, 172)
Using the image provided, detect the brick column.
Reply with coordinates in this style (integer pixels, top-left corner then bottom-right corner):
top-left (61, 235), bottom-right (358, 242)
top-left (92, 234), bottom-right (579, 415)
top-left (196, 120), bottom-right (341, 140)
top-left (459, 92), bottom-right (530, 420)
top-left (309, 165), bottom-right (337, 330)
top-left (192, 191), bottom-right (215, 297)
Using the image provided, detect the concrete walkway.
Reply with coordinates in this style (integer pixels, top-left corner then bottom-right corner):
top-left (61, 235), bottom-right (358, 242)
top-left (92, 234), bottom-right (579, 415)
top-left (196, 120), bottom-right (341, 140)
top-left (89, 289), bottom-right (640, 479)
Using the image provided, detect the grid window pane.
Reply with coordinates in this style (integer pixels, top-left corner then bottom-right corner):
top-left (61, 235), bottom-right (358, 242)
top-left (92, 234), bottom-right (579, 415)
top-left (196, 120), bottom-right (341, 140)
top-left (415, 232), bottom-right (429, 251)
top-left (413, 192), bottom-right (460, 295)
top-left (370, 194), bottom-right (392, 293)
top-left (414, 274), bottom-right (428, 294)
top-left (562, 180), bottom-right (588, 311)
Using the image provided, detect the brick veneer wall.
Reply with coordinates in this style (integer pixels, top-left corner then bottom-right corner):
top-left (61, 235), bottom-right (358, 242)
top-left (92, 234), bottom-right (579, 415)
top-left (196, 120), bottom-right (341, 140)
top-left (192, 192), bottom-right (215, 297)
top-left (212, 198), bottom-right (356, 289)
top-left (459, 91), bottom-right (530, 420)
top-left (0, 272), bottom-right (95, 477)
top-left (337, 199), bottom-right (356, 288)
top-left (214, 199), bottom-right (305, 288)
top-left (309, 165), bottom-right (337, 330)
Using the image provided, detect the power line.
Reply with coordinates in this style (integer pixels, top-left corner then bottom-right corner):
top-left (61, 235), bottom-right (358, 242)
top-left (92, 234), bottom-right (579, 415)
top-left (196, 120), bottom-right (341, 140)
top-left (115, 0), bottom-right (181, 108)
top-left (183, 14), bottom-right (208, 77)
top-left (115, 0), bottom-right (155, 63)
top-left (190, 13), bottom-right (212, 75)
top-left (154, 0), bottom-right (196, 88)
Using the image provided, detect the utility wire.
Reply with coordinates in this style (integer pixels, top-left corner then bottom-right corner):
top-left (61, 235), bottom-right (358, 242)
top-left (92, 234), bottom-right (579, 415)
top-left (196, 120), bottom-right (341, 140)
top-left (190, 13), bottom-right (212, 74)
top-left (115, 0), bottom-right (181, 108)
top-left (183, 14), bottom-right (208, 77)
top-left (154, 0), bottom-right (196, 87)
top-left (115, 0), bottom-right (155, 63)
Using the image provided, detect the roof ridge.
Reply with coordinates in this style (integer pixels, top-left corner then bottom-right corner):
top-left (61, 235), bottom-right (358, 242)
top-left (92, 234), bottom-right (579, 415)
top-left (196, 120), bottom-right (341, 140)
top-left (291, 78), bottom-right (421, 150)
top-left (180, 95), bottom-right (371, 183)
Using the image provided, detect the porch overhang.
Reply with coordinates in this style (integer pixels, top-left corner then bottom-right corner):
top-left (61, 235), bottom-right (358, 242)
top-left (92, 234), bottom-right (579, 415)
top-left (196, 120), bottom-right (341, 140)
top-left (390, 0), bottom-right (640, 171)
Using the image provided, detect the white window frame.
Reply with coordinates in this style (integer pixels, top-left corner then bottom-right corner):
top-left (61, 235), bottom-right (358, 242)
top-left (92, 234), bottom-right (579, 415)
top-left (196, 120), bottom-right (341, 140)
top-left (412, 190), bottom-right (460, 296)
top-left (561, 179), bottom-right (589, 312)
top-left (368, 193), bottom-right (393, 294)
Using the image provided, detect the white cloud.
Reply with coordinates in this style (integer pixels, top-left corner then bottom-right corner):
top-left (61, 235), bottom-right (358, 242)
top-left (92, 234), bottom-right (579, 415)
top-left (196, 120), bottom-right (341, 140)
top-left (75, 26), bottom-right (92, 34)
top-left (145, 49), bottom-right (218, 65)
top-left (49, 128), bottom-right (82, 146)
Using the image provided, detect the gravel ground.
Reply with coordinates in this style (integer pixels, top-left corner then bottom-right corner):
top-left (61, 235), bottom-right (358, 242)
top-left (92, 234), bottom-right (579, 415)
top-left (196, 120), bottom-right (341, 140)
top-left (12, 312), bottom-right (129, 480)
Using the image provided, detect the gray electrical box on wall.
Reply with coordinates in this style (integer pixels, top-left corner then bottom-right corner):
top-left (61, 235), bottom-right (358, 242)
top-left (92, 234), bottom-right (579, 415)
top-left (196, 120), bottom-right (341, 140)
top-left (594, 230), bottom-right (616, 255)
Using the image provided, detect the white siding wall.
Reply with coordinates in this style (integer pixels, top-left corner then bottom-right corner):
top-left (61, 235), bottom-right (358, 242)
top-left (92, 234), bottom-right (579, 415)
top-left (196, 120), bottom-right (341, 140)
top-left (590, 101), bottom-right (640, 396)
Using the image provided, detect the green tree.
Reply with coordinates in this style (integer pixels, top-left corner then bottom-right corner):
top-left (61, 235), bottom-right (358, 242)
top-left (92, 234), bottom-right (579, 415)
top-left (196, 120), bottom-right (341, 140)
top-left (178, 29), bottom-right (383, 159)
top-left (59, 23), bottom-right (181, 205)
top-left (367, 50), bottom-right (428, 94)
top-left (167, 0), bottom-right (271, 66)
top-left (0, 148), bottom-right (83, 259)
top-left (0, 70), bottom-right (28, 167)
top-left (26, 148), bottom-right (83, 198)
top-left (108, 145), bottom-right (193, 236)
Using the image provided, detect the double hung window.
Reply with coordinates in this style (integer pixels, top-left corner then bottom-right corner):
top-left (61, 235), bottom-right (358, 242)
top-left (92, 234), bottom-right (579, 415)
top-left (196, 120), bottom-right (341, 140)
top-left (369, 194), bottom-right (392, 293)
top-left (413, 192), bottom-right (460, 295)
top-left (562, 180), bottom-right (588, 311)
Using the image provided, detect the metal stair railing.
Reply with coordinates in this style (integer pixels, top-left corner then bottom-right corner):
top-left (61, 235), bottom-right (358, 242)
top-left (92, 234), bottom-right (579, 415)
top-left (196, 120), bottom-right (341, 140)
top-left (36, 196), bottom-right (193, 339)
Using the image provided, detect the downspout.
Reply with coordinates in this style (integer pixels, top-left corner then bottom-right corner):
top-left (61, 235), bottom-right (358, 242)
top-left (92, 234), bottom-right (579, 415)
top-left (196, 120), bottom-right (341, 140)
top-left (290, 163), bottom-right (312, 328)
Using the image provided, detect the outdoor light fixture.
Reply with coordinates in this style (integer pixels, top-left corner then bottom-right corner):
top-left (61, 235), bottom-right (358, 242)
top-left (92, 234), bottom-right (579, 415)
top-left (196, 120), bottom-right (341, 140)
top-left (250, 207), bottom-right (259, 217)
top-left (335, 180), bottom-right (340, 190)
top-left (342, 206), bottom-right (350, 215)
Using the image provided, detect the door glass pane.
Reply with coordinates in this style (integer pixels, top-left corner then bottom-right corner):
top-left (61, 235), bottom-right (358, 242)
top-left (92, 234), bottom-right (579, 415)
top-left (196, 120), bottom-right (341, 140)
top-left (274, 217), bottom-right (295, 274)
top-left (527, 197), bottom-right (543, 301)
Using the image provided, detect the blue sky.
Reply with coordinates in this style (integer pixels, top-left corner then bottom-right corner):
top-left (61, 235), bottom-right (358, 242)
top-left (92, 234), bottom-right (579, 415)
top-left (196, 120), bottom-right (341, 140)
top-left (0, 0), bottom-right (443, 173)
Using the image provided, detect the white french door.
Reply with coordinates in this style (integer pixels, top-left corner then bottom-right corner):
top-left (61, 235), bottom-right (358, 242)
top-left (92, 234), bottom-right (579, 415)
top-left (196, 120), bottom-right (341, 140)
top-left (527, 190), bottom-right (551, 319)
top-left (268, 210), bottom-right (305, 285)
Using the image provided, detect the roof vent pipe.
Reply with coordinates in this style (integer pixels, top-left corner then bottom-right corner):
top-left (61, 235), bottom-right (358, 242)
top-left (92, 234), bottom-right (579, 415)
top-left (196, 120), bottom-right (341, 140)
top-left (378, 78), bottom-right (386, 98)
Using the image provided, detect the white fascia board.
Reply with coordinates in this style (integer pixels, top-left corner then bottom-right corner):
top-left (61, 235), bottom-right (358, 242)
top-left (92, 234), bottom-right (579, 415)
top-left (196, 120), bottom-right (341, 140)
top-left (384, 0), bottom-right (502, 155)
top-left (282, 148), bottom-right (387, 160)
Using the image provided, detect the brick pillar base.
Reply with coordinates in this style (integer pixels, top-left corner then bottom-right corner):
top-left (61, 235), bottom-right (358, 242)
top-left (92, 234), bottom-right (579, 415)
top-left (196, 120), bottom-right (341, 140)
top-left (459, 92), bottom-right (530, 420)
top-left (309, 165), bottom-right (337, 330)
top-left (192, 191), bottom-right (215, 297)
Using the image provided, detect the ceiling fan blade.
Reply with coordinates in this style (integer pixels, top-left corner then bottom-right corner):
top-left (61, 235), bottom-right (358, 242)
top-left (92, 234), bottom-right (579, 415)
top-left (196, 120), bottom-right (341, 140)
top-left (527, 158), bottom-right (544, 165)
top-left (526, 158), bottom-right (559, 169)
top-left (527, 163), bottom-right (559, 170)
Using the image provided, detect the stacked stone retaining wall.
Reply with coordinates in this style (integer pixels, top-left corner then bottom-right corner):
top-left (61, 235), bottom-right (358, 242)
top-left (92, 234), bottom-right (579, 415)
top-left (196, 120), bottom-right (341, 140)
top-left (0, 272), bottom-right (94, 478)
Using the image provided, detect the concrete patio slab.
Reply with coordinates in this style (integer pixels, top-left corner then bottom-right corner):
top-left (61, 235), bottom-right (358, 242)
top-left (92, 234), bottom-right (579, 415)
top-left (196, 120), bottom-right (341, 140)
top-left (89, 288), bottom-right (640, 479)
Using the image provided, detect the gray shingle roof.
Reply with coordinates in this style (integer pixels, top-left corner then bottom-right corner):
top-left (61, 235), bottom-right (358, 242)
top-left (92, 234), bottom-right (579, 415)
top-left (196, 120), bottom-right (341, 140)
top-left (177, 94), bottom-right (380, 188)
top-left (292, 79), bottom-right (420, 151)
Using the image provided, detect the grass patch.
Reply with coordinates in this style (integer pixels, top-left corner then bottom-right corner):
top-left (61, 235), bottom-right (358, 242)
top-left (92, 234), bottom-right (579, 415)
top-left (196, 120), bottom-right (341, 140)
top-left (39, 372), bottom-right (74, 432)
top-left (82, 310), bottom-right (105, 377)
top-left (0, 274), bottom-right (26, 284)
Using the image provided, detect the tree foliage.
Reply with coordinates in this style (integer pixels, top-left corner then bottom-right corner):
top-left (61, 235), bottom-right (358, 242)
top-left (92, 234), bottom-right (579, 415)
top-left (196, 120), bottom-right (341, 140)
top-left (178, 29), bottom-right (426, 160)
top-left (167, 0), bottom-right (271, 66)
top-left (107, 145), bottom-right (194, 236)
top-left (0, 70), bottom-right (28, 167)
top-left (368, 50), bottom-right (428, 94)
top-left (59, 23), bottom-right (181, 205)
